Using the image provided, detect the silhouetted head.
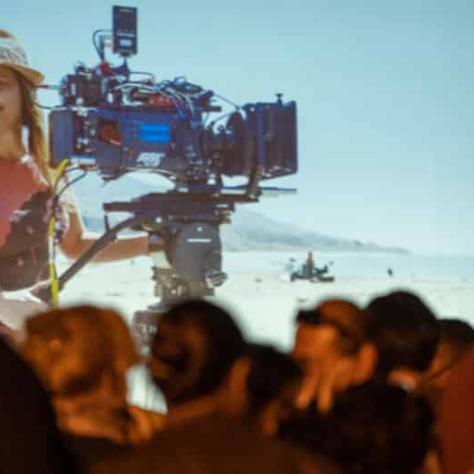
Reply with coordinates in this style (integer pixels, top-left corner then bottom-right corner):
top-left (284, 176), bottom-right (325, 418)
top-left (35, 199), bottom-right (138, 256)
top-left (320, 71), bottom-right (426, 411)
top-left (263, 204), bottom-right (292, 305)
top-left (320, 382), bottom-right (434, 474)
top-left (0, 337), bottom-right (76, 471)
top-left (366, 291), bottom-right (439, 378)
top-left (437, 318), bottom-right (474, 353)
top-left (148, 299), bottom-right (245, 405)
top-left (223, 343), bottom-right (304, 435)
top-left (293, 299), bottom-right (369, 374)
top-left (22, 305), bottom-right (138, 399)
top-left (245, 343), bottom-right (302, 417)
top-left (424, 318), bottom-right (474, 390)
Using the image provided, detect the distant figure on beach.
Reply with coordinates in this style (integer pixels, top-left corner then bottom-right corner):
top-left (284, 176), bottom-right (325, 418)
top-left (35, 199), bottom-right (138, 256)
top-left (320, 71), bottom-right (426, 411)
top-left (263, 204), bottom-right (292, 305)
top-left (387, 268), bottom-right (394, 277)
top-left (305, 251), bottom-right (315, 278)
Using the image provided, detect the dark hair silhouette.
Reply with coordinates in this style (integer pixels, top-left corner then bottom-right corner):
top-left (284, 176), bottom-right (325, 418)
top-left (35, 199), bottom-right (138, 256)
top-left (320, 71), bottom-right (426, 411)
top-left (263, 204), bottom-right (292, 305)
top-left (320, 382), bottom-right (433, 474)
top-left (0, 338), bottom-right (76, 472)
top-left (245, 343), bottom-right (302, 415)
top-left (366, 291), bottom-right (439, 375)
top-left (151, 299), bottom-right (245, 402)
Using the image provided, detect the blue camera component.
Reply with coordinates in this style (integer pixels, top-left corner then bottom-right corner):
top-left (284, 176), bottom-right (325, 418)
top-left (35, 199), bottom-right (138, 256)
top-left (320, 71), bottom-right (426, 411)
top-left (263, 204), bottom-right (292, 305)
top-left (139, 123), bottom-right (171, 144)
top-left (48, 14), bottom-right (297, 183)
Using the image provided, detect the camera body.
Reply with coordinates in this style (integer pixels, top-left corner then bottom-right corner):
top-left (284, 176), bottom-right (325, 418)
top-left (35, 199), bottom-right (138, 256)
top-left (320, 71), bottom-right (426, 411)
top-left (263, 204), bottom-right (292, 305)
top-left (49, 60), bottom-right (297, 185)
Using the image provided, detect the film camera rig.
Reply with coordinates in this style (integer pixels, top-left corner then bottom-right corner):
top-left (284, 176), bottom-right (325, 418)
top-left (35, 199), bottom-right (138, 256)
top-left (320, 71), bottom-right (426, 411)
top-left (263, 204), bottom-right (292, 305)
top-left (48, 6), bottom-right (297, 335)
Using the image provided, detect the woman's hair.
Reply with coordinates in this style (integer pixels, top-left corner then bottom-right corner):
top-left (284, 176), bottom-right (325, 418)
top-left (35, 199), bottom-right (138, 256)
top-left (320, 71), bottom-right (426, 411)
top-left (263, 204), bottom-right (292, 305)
top-left (0, 30), bottom-right (51, 185)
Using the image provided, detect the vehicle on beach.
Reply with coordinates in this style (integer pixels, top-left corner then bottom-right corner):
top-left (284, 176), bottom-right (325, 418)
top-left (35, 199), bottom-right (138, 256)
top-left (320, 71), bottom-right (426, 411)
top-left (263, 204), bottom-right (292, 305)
top-left (286, 255), bottom-right (335, 283)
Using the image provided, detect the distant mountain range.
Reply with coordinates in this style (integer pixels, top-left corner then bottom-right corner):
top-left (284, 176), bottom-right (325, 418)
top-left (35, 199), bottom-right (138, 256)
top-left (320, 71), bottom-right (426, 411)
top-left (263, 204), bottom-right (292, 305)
top-left (220, 209), bottom-right (408, 253)
top-left (74, 173), bottom-right (408, 254)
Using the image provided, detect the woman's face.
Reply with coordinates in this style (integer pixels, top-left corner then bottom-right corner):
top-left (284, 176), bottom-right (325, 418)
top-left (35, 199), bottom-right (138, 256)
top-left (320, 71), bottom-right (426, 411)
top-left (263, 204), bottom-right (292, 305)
top-left (0, 66), bottom-right (22, 137)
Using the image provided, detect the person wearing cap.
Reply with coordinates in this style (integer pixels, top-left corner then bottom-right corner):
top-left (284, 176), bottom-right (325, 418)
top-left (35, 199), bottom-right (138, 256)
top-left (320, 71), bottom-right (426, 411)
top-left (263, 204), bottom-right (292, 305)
top-left (0, 31), bottom-right (151, 334)
top-left (292, 298), bottom-right (377, 412)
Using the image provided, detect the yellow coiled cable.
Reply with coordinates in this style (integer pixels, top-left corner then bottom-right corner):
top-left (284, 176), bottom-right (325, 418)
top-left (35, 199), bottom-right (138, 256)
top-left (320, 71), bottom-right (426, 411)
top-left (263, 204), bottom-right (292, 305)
top-left (47, 159), bottom-right (70, 307)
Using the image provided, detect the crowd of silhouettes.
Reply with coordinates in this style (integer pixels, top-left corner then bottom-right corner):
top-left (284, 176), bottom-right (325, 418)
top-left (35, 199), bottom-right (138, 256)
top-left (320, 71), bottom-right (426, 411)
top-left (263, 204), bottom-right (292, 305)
top-left (0, 290), bottom-right (473, 473)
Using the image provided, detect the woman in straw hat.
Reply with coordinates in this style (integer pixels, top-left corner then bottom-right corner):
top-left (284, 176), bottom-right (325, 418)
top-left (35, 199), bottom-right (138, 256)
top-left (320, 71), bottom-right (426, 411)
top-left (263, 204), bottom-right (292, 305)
top-left (0, 31), bottom-right (152, 335)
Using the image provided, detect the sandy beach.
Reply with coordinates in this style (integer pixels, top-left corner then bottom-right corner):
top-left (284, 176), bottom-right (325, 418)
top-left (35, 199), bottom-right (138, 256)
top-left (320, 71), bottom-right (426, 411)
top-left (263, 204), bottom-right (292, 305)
top-left (55, 250), bottom-right (474, 410)
top-left (59, 251), bottom-right (474, 343)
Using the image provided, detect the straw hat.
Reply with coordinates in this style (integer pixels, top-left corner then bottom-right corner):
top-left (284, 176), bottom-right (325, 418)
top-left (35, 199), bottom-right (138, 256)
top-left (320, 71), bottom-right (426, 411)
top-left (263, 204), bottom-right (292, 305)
top-left (0, 34), bottom-right (44, 86)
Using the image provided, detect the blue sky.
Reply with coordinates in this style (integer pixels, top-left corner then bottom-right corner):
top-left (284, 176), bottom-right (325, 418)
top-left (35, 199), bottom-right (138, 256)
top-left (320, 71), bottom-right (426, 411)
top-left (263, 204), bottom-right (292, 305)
top-left (4, 0), bottom-right (474, 255)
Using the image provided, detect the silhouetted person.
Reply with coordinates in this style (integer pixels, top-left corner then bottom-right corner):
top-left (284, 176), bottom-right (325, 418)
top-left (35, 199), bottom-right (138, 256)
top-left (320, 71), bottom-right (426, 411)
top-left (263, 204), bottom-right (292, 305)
top-left (366, 291), bottom-right (439, 391)
top-left (0, 336), bottom-right (76, 473)
top-left (222, 343), bottom-right (303, 436)
top-left (319, 382), bottom-right (434, 474)
top-left (91, 299), bottom-right (326, 473)
top-left (424, 318), bottom-right (474, 390)
top-left (21, 305), bottom-right (163, 470)
top-left (305, 251), bottom-right (315, 277)
top-left (292, 299), bottom-right (376, 412)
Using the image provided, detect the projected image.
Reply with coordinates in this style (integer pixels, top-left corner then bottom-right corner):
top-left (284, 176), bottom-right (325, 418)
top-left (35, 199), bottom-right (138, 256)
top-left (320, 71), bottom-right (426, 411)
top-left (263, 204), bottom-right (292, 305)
top-left (2, 1), bottom-right (473, 413)
top-left (1, 8), bottom-right (474, 474)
